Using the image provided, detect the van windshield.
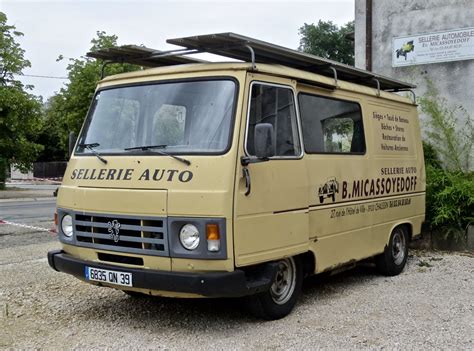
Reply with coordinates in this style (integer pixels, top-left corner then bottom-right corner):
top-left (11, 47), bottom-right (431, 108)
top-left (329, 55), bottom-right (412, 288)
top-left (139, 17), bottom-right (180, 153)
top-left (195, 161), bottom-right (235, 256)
top-left (76, 79), bottom-right (237, 155)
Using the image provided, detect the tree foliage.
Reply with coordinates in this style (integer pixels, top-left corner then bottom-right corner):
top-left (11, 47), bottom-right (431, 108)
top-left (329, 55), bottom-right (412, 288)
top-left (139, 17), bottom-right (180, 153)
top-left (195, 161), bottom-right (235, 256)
top-left (0, 12), bottom-right (31, 87)
top-left (0, 11), bottom-right (43, 179)
top-left (39, 31), bottom-right (141, 159)
top-left (298, 20), bottom-right (355, 65)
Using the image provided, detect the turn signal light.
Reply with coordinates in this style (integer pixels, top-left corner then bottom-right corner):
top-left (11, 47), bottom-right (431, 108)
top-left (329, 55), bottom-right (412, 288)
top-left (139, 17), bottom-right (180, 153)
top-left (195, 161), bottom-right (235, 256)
top-left (54, 212), bottom-right (58, 226)
top-left (206, 224), bottom-right (220, 240)
top-left (206, 224), bottom-right (220, 252)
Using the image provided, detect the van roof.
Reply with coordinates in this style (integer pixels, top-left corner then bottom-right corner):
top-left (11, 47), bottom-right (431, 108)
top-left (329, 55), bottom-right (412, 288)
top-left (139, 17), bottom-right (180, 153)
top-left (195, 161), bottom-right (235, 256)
top-left (89, 32), bottom-right (415, 92)
top-left (97, 62), bottom-right (414, 105)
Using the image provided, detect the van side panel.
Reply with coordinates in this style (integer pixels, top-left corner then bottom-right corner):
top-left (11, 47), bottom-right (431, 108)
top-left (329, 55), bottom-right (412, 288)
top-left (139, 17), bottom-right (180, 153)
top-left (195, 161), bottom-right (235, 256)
top-left (232, 73), bottom-right (425, 273)
top-left (298, 88), bottom-right (374, 272)
top-left (298, 86), bottom-right (425, 273)
top-left (366, 98), bottom-right (426, 246)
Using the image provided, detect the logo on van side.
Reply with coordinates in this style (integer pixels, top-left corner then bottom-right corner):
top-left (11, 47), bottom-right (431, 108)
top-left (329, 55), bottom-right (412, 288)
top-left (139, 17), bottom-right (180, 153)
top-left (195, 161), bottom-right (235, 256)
top-left (318, 177), bottom-right (339, 203)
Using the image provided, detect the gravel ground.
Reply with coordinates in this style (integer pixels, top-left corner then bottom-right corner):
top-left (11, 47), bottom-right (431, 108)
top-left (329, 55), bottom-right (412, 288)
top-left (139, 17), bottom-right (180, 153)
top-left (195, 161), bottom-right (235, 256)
top-left (1, 233), bottom-right (473, 349)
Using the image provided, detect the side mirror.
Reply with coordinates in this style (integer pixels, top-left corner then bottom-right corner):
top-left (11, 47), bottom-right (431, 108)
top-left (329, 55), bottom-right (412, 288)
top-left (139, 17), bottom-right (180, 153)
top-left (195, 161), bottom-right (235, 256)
top-left (68, 132), bottom-right (77, 158)
top-left (254, 123), bottom-right (275, 159)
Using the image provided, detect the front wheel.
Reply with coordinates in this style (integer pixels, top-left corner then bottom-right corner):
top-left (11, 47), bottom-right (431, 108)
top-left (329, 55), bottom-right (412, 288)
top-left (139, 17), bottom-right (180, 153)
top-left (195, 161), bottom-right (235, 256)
top-left (375, 226), bottom-right (409, 276)
top-left (248, 257), bottom-right (303, 320)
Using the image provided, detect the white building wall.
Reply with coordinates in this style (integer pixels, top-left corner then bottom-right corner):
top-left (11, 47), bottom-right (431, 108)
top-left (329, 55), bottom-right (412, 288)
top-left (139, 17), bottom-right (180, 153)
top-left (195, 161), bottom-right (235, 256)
top-left (355, 0), bottom-right (474, 126)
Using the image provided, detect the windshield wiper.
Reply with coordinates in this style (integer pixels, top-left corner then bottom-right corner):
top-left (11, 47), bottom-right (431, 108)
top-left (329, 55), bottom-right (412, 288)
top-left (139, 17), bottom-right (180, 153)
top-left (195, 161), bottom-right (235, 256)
top-left (79, 143), bottom-right (108, 164)
top-left (124, 144), bottom-right (168, 151)
top-left (124, 145), bottom-right (191, 166)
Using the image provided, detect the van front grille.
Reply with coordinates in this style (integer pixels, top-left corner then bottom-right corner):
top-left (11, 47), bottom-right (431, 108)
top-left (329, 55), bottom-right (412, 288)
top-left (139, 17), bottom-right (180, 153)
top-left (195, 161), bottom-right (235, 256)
top-left (73, 212), bottom-right (168, 257)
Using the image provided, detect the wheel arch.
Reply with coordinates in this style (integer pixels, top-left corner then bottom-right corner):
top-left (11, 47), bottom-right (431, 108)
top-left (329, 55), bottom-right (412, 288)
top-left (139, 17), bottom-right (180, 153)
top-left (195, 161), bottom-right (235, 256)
top-left (387, 221), bottom-right (413, 242)
top-left (296, 250), bottom-right (316, 277)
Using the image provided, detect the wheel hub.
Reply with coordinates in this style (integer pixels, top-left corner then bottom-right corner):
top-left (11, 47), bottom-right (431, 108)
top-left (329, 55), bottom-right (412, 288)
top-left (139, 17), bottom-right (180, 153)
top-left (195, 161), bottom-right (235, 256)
top-left (270, 258), bottom-right (296, 305)
top-left (392, 230), bottom-right (406, 265)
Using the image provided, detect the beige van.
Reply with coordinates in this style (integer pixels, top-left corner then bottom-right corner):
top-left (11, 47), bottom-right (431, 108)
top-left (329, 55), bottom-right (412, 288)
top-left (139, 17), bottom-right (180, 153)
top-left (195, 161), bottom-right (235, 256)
top-left (48, 33), bottom-right (425, 320)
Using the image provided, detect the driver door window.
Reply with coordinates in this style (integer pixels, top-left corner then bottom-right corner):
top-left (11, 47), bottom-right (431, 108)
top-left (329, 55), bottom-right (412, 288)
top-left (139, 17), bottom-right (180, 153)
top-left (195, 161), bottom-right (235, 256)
top-left (246, 83), bottom-right (301, 157)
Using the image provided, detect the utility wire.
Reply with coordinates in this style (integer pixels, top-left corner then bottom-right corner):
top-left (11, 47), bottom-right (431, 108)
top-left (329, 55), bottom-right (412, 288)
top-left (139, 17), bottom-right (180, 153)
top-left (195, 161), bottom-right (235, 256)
top-left (13, 73), bottom-right (69, 80)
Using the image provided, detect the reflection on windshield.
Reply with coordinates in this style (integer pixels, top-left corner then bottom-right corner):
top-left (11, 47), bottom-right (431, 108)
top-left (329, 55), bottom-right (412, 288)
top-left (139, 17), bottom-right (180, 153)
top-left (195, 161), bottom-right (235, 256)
top-left (76, 79), bottom-right (236, 155)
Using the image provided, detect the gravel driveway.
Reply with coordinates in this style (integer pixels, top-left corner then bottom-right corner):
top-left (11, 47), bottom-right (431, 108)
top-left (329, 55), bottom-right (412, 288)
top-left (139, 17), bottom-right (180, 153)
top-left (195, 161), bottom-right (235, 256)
top-left (1, 233), bottom-right (473, 349)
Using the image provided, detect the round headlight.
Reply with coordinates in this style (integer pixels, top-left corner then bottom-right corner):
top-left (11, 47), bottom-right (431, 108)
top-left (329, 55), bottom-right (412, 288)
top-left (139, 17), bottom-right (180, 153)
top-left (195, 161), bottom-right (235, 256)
top-left (179, 224), bottom-right (200, 250)
top-left (61, 214), bottom-right (73, 237)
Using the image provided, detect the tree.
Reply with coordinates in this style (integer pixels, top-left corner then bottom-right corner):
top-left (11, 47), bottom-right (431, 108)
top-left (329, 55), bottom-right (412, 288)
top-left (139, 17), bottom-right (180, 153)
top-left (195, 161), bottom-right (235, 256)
top-left (0, 12), bottom-right (44, 188)
top-left (0, 12), bottom-right (31, 87)
top-left (35, 94), bottom-right (68, 161)
top-left (298, 20), bottom-right (355, 65)
top-left (39, 31), bottom-right (141, 160)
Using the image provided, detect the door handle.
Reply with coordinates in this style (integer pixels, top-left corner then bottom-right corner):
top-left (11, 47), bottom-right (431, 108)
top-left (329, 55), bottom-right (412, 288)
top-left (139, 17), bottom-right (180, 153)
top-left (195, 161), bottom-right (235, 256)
top-left (242, 167), bottom-right (251, 196)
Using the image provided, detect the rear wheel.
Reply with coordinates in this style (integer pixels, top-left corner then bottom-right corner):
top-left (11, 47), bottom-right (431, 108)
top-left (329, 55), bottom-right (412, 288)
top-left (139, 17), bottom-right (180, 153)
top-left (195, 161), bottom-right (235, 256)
top-left (375, 226), bottom-right (408, 276)
top-left (248, 257), bottom-right (302, 320)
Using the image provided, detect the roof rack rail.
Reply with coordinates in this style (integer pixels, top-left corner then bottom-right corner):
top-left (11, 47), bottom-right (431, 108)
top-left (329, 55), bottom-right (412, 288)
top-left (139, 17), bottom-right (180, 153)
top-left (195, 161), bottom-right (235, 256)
top-left (86, 45), bottom-right (206, 76)
top-left (87, 33), bottom-right (416, 93)
top-left (166, 32), bottom-right (416, 91)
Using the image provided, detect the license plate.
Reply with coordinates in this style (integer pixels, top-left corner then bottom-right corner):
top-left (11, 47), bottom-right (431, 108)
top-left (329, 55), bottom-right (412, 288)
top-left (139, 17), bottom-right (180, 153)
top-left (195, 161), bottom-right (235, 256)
top-left (85, 266), bottom-right (133, 287)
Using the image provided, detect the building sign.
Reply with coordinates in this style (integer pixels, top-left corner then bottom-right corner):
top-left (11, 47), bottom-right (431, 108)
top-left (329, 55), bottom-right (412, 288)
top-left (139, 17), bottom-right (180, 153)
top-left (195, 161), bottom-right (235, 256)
top-left (392, 27), bottom-right (474, 67)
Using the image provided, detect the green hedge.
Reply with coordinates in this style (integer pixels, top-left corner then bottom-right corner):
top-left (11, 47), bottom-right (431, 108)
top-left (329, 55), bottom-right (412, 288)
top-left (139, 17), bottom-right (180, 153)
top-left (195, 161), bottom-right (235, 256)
top-left (424, 142), bottom-right (474, 241)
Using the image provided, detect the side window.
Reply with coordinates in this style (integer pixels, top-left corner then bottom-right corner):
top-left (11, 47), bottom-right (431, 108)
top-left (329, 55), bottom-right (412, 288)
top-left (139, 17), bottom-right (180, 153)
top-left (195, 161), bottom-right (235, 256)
top-left (298, 94), bottom-right (366, 154)
top-left (246, 84), bottom-right (301, 157)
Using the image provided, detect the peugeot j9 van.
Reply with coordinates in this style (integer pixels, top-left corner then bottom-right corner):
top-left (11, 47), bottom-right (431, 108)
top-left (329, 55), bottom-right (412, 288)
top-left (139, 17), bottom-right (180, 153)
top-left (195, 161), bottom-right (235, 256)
top-left (48, 33), bottom-right (425, 320)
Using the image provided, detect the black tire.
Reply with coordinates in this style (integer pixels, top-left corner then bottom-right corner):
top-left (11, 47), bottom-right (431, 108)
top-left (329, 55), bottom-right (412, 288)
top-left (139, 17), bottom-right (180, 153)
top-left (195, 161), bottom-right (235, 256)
top-left (248, 257), bottom-right (303, 320)
top-left (319, 196), bottom-right (324, 203)
top-left (375, 226), bottom-right (409, 276)
top-left (331, 193), bottom-right (335, 202)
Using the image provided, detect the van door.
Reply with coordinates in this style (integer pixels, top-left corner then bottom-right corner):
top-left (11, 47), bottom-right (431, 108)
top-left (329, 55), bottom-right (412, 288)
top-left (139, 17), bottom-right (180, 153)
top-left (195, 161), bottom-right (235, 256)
top-left (234, 77), bottom-right (309, 267)
top-left (297, 89), bottom-right (372, 272)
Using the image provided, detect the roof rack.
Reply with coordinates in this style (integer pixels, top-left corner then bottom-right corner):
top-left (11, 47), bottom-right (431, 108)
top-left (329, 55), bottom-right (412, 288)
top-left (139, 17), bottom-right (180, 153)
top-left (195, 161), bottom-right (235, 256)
top-left (167, 32), bottom-right (415, 92)
top-left (87, 45), bottom-right (206, 77)
top-left (87, 33), bottom-right (415, 93)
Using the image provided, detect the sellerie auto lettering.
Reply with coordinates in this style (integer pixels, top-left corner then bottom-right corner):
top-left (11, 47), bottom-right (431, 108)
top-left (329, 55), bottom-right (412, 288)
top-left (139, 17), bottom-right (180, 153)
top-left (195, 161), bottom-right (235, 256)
top-left (71, 168), bottom-right (134, 181)
top-left (137, 169), bottom-right (193, 182)
top-left (341, 176), bottom-right (417, 199)
top-left (70, 168), bottom-right (193, 183)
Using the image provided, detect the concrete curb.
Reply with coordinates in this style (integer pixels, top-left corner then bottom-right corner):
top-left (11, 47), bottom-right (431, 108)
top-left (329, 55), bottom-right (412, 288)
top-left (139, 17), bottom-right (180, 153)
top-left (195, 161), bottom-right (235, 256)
top-left (0, 197), bottom-right (56, 203)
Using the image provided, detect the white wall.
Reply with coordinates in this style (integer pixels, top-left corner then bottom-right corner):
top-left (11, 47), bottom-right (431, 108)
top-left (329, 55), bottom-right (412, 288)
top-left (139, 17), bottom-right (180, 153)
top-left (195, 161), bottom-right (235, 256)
top-left (355, 0), bottom-right (473, 167)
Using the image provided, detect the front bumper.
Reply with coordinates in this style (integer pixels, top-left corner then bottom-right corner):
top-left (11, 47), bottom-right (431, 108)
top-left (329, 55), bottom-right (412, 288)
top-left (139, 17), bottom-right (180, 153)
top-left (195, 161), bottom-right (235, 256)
top-left (47, 250), bottom-right (276, 298)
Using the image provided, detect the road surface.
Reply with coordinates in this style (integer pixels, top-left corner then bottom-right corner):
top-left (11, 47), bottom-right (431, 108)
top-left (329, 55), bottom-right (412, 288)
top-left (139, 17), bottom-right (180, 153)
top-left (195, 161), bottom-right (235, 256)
top-left (0, 198), bottom-right (56, 223)
top-left (6, 183), bottom-right (59, 191)
top-left (0, 199), bottom-right (57, 249)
